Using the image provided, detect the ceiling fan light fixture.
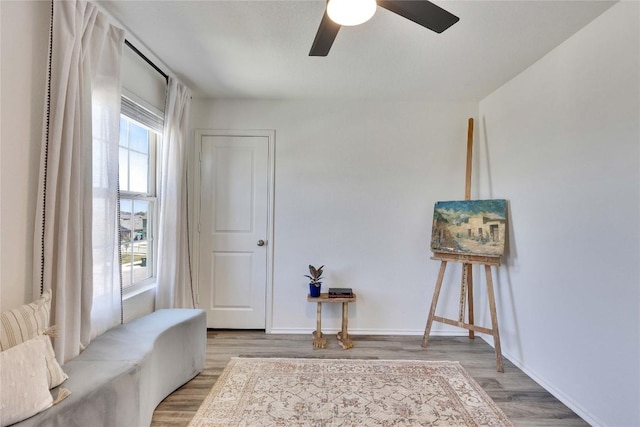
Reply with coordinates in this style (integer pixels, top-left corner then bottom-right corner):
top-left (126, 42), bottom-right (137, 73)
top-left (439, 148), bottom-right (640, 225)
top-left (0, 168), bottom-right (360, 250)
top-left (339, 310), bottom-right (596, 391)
top-left (327, 0), bottom-right (377, 26)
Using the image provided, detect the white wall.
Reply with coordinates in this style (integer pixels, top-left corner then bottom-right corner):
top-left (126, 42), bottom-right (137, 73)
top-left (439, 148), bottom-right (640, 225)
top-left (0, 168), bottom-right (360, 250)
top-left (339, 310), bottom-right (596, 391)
top-left (191, 99), bottom-right (478, 334)
top-left (0, 1), bottom-right (49, 311)
top-left (477, 3), bottom-right (639, 426)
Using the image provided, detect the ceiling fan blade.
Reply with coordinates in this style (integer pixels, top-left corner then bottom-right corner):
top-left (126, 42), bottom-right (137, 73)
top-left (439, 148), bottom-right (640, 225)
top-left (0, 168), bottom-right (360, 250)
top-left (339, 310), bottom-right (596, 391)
top-left (309, 10), bottom-right (341, 56)
top-left (377, 0), bottom-right (459, 33)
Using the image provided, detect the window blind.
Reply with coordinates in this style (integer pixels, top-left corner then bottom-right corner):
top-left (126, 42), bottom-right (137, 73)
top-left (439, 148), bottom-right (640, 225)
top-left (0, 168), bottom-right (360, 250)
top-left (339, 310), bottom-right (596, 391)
top-left (122, 43), bottom-right (167, 114)
top-left (121, 95), bottom-right (164, 133)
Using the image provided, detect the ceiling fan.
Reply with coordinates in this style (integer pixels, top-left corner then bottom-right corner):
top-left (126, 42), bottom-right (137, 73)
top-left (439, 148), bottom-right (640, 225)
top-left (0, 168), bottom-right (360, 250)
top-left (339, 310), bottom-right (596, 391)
top-left (309, 0), bottom-right (459, 56)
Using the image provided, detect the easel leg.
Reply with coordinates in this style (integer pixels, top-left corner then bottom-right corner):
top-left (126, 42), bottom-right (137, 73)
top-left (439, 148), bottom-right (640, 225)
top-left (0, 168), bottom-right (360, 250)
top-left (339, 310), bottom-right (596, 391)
top-left (458, 263), bottom-right (475, 339)
top-left (422, 261), bottom-right (447, 347)
top-left (458, 264), bottom-right (467, 322)
top-left (467, 264), bottom-right (475, 339)
top-left (484, 264), bottom-right (504, 372)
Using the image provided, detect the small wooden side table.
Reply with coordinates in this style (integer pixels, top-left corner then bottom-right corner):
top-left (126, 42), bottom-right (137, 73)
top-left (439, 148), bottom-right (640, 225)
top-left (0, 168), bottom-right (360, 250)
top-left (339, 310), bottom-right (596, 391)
top-left (307, 293), bottom-right (357, 349)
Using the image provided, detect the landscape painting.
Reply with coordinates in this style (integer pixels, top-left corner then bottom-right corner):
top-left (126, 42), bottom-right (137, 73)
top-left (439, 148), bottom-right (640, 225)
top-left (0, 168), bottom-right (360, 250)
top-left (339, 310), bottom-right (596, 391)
top-left (431, 199), bottom-right (507, 257)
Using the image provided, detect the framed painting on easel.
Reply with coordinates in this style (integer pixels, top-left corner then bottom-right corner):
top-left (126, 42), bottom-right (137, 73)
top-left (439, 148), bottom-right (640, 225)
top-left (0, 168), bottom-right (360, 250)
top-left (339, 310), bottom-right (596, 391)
top-left (430, 199), bottom-right (507, 257)
top-left (421, 118), bottom-right (509, 373)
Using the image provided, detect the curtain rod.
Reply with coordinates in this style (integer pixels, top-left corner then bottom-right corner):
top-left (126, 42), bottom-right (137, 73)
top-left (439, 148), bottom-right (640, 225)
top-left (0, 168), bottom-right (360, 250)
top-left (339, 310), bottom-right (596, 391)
top-left (125, 39), bottom-right (169, 84)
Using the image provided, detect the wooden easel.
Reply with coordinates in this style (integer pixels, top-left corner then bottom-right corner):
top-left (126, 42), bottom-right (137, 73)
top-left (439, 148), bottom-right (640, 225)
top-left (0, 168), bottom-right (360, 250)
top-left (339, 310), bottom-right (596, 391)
top-left (421, 118), bottom-right (504, 373)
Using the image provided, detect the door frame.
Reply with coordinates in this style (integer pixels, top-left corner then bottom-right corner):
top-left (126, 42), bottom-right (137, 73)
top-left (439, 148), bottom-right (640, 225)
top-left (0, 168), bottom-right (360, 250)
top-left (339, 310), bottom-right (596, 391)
top-left (192, 129), bottom-right (276, 332)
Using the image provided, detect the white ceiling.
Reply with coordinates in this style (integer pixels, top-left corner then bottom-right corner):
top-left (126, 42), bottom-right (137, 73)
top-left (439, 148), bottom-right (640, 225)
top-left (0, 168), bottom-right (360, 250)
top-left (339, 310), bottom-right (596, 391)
top-left (98, 0), bottom-right (616, 101)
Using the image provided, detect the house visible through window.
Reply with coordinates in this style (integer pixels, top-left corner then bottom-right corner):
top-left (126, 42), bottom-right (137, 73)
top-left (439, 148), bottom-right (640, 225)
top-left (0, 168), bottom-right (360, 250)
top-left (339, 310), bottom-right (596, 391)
top-left (119, 102), bottom-right (161, 288)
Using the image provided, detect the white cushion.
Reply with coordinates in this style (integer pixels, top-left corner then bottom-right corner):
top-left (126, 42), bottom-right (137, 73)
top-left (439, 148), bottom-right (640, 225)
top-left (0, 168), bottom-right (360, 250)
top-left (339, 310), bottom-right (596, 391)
top-left (0, 337), bottom-right (53, 426)
top-left (0, 290), bottom-right (68, 388)
top-left (39, 335), bottom-right (69, 388)
top-left (0, 289), bottom-right (51, 350)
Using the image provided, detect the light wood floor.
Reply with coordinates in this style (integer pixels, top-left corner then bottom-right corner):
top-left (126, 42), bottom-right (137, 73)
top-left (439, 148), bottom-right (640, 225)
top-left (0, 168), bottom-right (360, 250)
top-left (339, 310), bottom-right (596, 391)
top-left (151, 330), bottom-right (588, 426)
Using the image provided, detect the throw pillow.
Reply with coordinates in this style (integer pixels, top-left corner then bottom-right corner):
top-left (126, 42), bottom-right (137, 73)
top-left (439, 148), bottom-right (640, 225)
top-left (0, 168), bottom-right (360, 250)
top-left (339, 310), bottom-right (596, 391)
top-left (0, 337), bottom-right (53, 427)
top-left (39, 335), bottom-right (69, 388)
top-left (0, 289), bottom-right (51, 350)
top-left (0, 290), bottom-right (68, 388)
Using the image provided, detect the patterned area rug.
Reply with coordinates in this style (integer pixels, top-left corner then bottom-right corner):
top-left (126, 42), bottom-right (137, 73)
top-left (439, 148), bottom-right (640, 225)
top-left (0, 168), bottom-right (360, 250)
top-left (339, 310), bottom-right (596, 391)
top-left (189, 357), bottom-right (513, 426)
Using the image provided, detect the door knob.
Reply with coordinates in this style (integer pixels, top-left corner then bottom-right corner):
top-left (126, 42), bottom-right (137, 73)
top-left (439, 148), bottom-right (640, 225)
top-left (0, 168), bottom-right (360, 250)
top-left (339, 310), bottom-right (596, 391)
top-left (257, 240), bottom-right (265, 246)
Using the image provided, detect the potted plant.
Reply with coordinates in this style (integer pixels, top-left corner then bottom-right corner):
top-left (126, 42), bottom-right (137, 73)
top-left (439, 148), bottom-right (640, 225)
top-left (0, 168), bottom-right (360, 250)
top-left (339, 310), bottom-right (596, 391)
top-left (305, 264), bottom-right (324, 297)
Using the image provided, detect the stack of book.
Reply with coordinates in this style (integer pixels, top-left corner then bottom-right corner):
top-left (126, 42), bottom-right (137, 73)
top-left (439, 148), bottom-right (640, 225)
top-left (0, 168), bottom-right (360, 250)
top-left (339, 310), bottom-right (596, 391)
top-left (328, 288), bottom-right (354, 298)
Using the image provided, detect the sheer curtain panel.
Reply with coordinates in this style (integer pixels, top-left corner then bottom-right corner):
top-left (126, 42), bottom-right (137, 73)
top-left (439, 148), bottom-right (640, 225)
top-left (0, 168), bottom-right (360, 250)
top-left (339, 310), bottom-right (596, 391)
top-left (33, 0), bottom-right (124, 363)
top-left (156, 77), bottom-right (195, 309)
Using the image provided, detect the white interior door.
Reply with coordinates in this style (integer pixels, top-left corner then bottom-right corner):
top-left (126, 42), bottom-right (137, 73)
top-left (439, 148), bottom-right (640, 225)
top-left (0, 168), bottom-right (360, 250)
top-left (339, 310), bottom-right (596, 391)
top-left (198, 134), bottom-right (270, 329)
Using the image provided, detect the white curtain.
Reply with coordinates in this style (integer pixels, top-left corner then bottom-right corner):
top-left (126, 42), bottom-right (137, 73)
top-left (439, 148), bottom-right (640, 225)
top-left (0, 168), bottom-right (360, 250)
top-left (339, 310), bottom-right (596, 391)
top-left (155, 77), bottom-right (194, 309)
top-left (33, 0), bottom-right (124, 363)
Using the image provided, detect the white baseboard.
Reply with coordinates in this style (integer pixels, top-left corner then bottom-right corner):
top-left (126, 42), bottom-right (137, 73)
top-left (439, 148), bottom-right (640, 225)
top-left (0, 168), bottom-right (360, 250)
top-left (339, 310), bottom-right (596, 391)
top-left (479, 336), bottom-right (604, 427)
top-left (269, 327), bottom-right (469, 336)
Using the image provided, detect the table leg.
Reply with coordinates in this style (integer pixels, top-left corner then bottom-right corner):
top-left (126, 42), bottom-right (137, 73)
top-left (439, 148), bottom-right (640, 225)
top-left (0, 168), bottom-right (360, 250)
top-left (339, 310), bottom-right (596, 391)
top-left (312, 301), bottom-right (327, 348)
top-left (337, 301), bottom-right (353, 349)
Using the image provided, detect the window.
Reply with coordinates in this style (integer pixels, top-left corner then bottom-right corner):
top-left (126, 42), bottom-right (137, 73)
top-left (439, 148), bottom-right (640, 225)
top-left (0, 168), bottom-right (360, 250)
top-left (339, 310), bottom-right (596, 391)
top-left (119, 108), bottom-right (161, 288)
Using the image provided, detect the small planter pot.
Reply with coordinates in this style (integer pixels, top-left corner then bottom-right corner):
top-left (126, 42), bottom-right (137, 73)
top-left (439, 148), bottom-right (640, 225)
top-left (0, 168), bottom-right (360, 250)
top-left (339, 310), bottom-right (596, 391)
top-left (309, 284), bottom-right (321, 297)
